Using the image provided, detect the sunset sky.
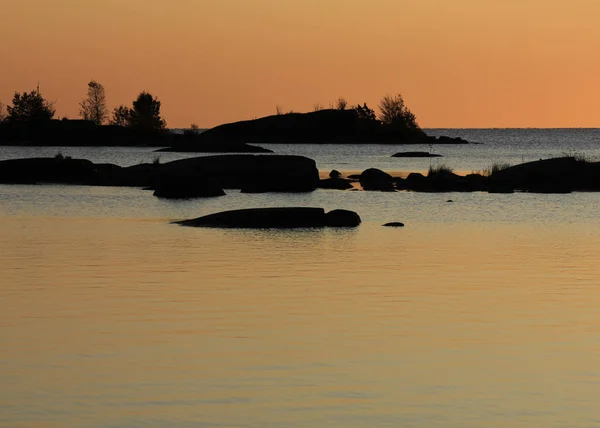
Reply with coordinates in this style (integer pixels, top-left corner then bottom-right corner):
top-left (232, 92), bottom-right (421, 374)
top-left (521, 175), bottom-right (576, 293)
top-left (1, 0), bottom-right (598, 128)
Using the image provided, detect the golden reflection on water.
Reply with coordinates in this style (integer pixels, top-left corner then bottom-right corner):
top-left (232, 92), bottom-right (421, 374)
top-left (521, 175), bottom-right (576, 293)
top-left (1, 217), bottom-right (600, 427)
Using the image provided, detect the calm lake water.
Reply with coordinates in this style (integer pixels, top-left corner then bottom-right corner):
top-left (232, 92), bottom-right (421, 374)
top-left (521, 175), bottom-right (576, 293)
top-left (1, 129), bottom-right (600, 427)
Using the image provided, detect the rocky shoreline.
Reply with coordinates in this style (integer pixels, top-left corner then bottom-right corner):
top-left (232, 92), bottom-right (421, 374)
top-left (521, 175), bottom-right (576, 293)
top-left (1, 155), bottom-right (598, 195)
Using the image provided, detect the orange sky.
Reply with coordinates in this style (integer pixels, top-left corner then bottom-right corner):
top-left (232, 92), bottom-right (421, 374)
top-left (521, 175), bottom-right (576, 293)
top-left (1, 0), bottom-right (599, 128)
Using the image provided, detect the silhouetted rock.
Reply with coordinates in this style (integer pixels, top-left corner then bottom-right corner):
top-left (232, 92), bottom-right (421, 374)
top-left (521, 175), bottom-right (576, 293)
top-left (325, 209), bottom-right (362, 227)
top-left (403, 172), bottom-right (427, 190)
top-left (0, 157), bottom-right (96, 184)
top-left (360, 168), bottom-right (395, 191)
top-left (383, 222), bottom-right (405, 227)
top-left (490, 157), bottom-right (599, 192)
top-left (0, 154), bottom-right (319, 192)
top-left (392, 151), bottom-right (443, 158)
top-left (153, 174), bottom-right (225, 199)
top-left (318, 178), bottom-right (354, 190)
top-left (175, 207), bottom-right (361, 229)
top-left (159, 154), bottom-right (319, 193)
top-left (329, 169), bottom-right (342, 179)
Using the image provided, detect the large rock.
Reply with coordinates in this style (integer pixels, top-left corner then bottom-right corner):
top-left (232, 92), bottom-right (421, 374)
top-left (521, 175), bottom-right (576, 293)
top-left (0, 157), bottom-right (96, 184)
top-left (153, 174), bottom-right (225, 199)
top-left (175, 207), bottom-right (361, 229)
top-left (490, 157), bottom-right (600, 192)
top-left (359, 168), bottom-right (395, 191)
top-left (0, 154), bottom-right (320, 193)
top-left (162, 155), bottom-right (319, 192)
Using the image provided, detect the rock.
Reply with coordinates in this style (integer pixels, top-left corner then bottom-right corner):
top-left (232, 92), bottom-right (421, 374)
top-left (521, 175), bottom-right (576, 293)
top-left (383, 222), bottom-right (405, 227)
top-left (446, 200), bottom-right (454, 203)
top-left (490, 157), bottom-right (599, 192)
top-left (174, 207), bottom-right (361, 229)
top-left (318, 178), bottom-right (354, 190)
top-left (0, 154), bottom-right (319, 193)
top-left (359, 168), bottom-right (395, 191)
top-left (404, 172), bottom-right (427, 190)
top-left (161, 154), bottom-right (319, 193)
top-left (394, 176), bottom-right (407, 190)
top-left (392, 151), bottom-right (443, 158)
top-left (329, 169), bottom-right (342, 179)
top-left (325, 209), bottom-right (362, 227)
top-left (153, 174), bottom-right (225, 199)
top-left (0, 157), bottom-right (97, 184)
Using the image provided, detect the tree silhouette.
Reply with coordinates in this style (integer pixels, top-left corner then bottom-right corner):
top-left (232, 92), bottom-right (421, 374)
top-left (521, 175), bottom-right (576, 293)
top-left (7, 89), bottom-right (55, 123)
top-left (79, 80), bottom-right (108, 125)
top-left (355, 103), bottom-right (377, 121)
top-left (129, 92), bottom-right (166, 130)
top-left (378, 94), bottom-right (418, 129)
top-left (0, 102), bottom-right (6, 122)
top-left (110, 105), bottom-right (131, 127)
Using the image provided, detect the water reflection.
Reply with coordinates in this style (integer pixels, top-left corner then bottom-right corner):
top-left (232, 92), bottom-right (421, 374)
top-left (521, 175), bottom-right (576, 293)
top-left (1, 212), bottom-right (600, 427)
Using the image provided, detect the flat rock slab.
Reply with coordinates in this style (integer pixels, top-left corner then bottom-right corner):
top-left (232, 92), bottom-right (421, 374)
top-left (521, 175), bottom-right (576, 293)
top-left (392, 151), bottom-right (443, 158)
top-left (175, 207), bottom-right (361, 229)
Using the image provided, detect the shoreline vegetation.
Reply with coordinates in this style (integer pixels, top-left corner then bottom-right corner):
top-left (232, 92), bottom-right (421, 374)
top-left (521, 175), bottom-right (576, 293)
top-left (0, 85), bottom-right (471, 151)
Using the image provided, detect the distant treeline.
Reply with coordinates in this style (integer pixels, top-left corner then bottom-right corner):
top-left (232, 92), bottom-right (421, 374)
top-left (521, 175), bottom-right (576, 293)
top-left (0, 81), bottom-right (425, 145)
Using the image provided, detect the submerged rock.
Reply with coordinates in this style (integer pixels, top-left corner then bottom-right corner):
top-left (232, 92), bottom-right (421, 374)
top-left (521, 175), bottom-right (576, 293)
top-left (391, 151), bottom-right (443, 158)
top-left (383, 222), bottom-right (405, 227)
top-left (175, 207), bottom-right (361, 229)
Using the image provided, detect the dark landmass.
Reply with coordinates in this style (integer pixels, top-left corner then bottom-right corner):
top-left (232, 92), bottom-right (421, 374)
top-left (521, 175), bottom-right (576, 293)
top-left (175, 207), bottom-right (361, 228)
top-left (392, 151), bottom-right (443, 158)
top-left (0, 119), bottom-right (271, 153)
top-left (171, 109), bottom-right (472, 148)
top-left (0, 154), bottom-right (319, 195)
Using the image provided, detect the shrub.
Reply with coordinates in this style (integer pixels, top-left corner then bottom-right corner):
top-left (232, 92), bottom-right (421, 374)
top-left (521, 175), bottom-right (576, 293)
top-left (428, 163), bottom-right (454, 176)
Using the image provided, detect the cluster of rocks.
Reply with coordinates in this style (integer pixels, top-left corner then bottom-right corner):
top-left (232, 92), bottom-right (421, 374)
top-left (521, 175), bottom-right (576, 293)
top-left (318, 157), bottom-right (600, 194)
top-left (3, 154), bottom-right (598, 229)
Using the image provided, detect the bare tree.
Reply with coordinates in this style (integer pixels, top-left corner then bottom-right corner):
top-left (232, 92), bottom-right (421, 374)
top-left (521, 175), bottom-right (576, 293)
top-left (79, 80), bottom-right (108, 125)
top-left (313, 103), bottom-right (324, 112)
top-left (275, 105), bottom-right (283, 115)
top-left (378, 93), bottom-right (418, 129)
top-left (336, 97), bottom-right (348, 110)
